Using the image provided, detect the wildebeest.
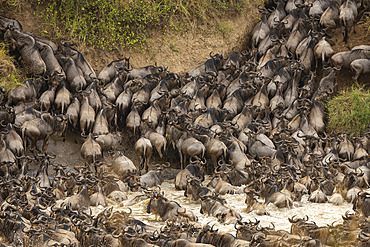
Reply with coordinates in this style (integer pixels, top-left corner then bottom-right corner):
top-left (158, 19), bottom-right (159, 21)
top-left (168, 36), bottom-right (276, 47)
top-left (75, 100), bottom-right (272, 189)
top-left (175, 161), bottom-right (206, 190)
top-left (36, 41), bottom-right (65, 78)
top-left (147, 191), bottom-right (197, 221)
top-left (339, 0), bottom-right (358, 44)
top-left (6, 78), bottom-right (42, 107)
top-left (4, 124), bottom-right (24, 156)
top-left (0, 107), bottom-right (15, 128)
top-left (354, 191), bottom-right (370, 217)
top-left (21, 113), bottom-right (67, 153)
top-left (184, 177), bottom-right (212, 201)
top-left (57, 55), bottom-right (87, 92)
top-left (140, 163), bottom-right (169, 188)
top-left (98, 57), bottom-right (130, 85)
top-left (350, 59), bottom-right (370, 81)
top-left (59, 40), bottom-right (96, 83)
top-left (200, 193), bottom-right (242, 224)
top-left (104, 151), bottom-right (137, 179)
top-left (331, 49), bottom-right (370, 69)
top-left (80, 133), bottom-right (102, 164)
top-left (196, 224), bottom-right (249, 247)
top-left (4, 27), bottom-right (46, 75)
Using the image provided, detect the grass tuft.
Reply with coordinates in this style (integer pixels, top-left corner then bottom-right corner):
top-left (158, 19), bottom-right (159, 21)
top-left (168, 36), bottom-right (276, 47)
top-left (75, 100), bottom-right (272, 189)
top-left (326, 85), bottom-right (370, 136)
top-left (0, 43), bottom-right (25, 90)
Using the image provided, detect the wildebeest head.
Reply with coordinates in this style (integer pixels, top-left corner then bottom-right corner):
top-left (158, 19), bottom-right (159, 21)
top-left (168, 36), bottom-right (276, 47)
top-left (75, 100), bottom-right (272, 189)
top-left (195, 224), bottom-right (218, 243)
top-left (124, 171), bottom-right (141, 192)
top-left (147, 190), bottom-right (165, 214)
top-left (199, 193), bottom-right (226, 214)
top-left (235, 219), bottom-right (261, 241)
top-left (184, 176), bottom-right (211, 201)
top-left (204, 52), bottom-right (224, 74)
top-left (354, 192), bottom-right (370, 217)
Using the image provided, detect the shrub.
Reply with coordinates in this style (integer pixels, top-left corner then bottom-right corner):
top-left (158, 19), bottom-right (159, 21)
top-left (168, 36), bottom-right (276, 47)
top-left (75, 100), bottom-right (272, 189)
top-left (0, 43), bottom-right (24, 90)
top-left (326, 85), bottom-right (370, 136)
top-left (36, 0), bottom-right (252, 50)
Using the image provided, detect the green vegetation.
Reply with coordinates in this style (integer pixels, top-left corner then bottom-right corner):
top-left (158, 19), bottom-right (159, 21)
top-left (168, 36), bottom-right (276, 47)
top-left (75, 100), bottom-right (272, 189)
top-left (218, 22), bottom-right (234, 38)
top-left (358, 14), bottom-right (370, 35)
top-left (169, 43), bottom-right (179, 52)
top-left (326, 85), bottom-right (370, 136)
top-left (0, 43), bottom-right (24, 90)
top-left (4, 0), bottom-right (252, 50)
top-left (0, 0), bottom-right (25, 9)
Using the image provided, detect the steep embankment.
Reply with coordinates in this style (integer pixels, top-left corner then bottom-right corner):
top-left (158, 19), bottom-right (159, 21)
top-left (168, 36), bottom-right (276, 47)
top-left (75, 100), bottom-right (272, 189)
top-left (0, 0), bottom-right (261, 166)
top-left (1, 1), bottom-right (369, 85)
top-left (0, 1), bottom-right (260, 74)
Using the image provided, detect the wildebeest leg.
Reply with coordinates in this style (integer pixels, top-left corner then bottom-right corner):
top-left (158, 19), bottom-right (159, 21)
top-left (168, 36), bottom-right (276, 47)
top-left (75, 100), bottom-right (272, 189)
top-left (157, 145), bottom-right (163, 159)
top-left (93, 162), bottom-right (98, 175)
top-left (179, 150), bottom-right (184, 170)
top-left (139, 157), bottom-right (144, 174)
top-left (61, 128), bottom-right (67, 142)
top-left (30, 139), bottom-right (38, 155)
top-left (23, 137), bottom-right (28, 151)
top-left (211, 156), bottom-right (218, 172)
top-left (343, 27), bottom-right (348, 43)
top-left (42, 137), bottom-right (49, 153)
top-left (352, 67), bottom-right (359, 81)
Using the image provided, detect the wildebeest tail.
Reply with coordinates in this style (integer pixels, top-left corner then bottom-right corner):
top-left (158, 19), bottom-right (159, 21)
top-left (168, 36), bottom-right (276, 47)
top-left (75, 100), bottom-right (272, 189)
top-left (21, 127), bottom-right (27, 150)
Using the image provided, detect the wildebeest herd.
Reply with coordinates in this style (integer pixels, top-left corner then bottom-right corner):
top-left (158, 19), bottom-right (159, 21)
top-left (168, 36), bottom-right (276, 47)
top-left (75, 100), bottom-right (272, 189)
top-left (0, 0), bottom-right (370, 245)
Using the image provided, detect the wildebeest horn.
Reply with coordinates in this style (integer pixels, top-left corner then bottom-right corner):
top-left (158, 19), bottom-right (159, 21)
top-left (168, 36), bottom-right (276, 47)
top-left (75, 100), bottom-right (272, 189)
top-left (267, 222), bottom-right (275, 230)
top-left (210, 224), bottom-right (217, 232)
top-left (288, 215), bottom-right (299, 223)
top-left (47, 153), bottom-right (56, 159)
top-left (356, 168), bottom-right (364, 177)
top-left (235, 221), bottom-right (243, 230)
top-left (112, 229), bottom-right (122, 238)
top-left (0, 120), bottom-right (8, 128)
top-left (163, 162), bottom-right (171, 168)
top-left (123, 207), bottom-right (132, 215)
top-left (257, 4), bottom-right (265, 12)
top-left (218, 159), bottom-right (225, 166)
top-left (152, 163), bottom-right (161, 168)
top-left (76, 86), bottom-right (83, 93)
top-left (155, 185), bottom-right (162, 192)
top-left (190, 156), bottom-right (199, 164)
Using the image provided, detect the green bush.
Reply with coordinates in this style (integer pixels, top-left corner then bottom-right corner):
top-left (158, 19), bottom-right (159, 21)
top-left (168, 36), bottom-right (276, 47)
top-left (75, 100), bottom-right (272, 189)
top-left (0, 43), bottom-right (24, 90)
top-left (0, 0), bottom-right (26, 9)
top-left (36, 0), bottom-right (252, 50)
top-left (326, 85), bottom-right (370, 136)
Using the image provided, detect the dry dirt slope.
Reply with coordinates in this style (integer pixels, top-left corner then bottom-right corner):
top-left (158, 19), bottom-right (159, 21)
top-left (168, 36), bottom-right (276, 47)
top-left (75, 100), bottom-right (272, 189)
top-left (1, 2), bottom-right (260, 74)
